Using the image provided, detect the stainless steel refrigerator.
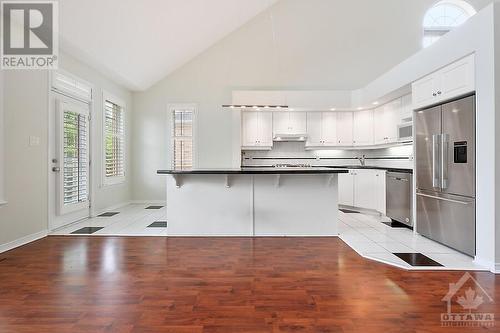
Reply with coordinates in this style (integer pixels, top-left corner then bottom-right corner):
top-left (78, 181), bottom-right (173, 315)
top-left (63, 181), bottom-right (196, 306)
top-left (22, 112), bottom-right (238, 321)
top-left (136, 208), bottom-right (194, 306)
top-left (415, 94), bottom-right (476, 256)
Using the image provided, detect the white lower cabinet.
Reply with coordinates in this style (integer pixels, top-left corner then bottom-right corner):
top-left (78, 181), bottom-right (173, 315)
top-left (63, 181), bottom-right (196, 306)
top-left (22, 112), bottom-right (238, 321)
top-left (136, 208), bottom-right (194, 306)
top-left (338, 171), bottom-right (355, 206)
top-left (353, 169), bottom-right (376, 209)
top-left (338, 169), bottom-right (386, 214)
top-left (374, 170), bottom-right (386, 214)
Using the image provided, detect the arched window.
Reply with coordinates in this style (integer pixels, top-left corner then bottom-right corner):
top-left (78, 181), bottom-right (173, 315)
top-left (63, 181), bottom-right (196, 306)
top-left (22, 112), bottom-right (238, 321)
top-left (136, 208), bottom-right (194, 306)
top-left (423, 0), bottom-right (476, 48)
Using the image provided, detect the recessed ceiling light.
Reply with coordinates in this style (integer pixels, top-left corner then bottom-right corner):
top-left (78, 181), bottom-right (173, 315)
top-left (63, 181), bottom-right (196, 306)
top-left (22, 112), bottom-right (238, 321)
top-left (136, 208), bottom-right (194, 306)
top-left (357, 107), bottom-right (363, 110)
top-left (372, 101), bottom-right (379, 105)
top-left (330, 108), bottom-right (336, 111)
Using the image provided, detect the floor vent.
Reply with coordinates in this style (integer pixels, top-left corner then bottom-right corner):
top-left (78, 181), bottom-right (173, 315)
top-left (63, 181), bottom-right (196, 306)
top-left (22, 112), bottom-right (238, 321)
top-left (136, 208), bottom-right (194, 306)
top-left (393, 253), bottom-right (443, 267)
top-left (339, 209), bottom-right (360, 214)
top-left (146, 206), bottom-right (164, 210)
top-left (148, 221), bottom-right (168, 228)
top-left (98, 212), bottom-right (119, 217)
top-left (71, 227), bottom-right (104, 235)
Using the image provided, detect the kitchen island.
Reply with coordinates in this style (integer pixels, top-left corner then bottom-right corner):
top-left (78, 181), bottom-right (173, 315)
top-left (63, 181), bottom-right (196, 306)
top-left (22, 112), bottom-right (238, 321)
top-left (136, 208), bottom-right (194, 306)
top-left (157, 168), bottom-right (348, 236)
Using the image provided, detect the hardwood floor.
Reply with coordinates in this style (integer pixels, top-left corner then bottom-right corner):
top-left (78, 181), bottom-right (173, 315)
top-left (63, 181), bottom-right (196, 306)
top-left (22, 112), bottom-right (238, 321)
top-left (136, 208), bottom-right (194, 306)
top-left (0, 236), bottom-right (498, 332)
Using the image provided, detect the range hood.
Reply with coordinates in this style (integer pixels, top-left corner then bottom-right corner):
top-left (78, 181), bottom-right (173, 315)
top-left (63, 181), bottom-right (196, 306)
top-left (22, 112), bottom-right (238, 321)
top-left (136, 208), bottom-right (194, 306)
top-left (273, 134), bottom-right (308, 142)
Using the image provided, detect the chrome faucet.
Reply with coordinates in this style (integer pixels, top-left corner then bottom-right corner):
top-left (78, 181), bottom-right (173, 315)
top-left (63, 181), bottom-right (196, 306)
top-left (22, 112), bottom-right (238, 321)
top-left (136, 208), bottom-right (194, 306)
top-left (356, 154), bottom-right (366, 166)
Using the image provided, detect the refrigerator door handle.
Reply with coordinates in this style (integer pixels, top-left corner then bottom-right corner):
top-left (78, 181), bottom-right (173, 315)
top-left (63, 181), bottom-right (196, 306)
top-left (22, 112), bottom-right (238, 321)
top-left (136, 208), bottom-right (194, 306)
top-left (432, 134), bottom-right (440, 189)
top-left (416, 192), bottom-right (471, 205)
top-left (441, 134), bottom-right (449, 189)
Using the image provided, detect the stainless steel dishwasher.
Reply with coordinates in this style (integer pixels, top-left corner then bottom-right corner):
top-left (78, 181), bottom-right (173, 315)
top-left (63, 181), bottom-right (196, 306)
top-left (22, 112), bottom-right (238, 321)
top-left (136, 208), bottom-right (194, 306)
top-left (386, 171), bottom-right (413, 227)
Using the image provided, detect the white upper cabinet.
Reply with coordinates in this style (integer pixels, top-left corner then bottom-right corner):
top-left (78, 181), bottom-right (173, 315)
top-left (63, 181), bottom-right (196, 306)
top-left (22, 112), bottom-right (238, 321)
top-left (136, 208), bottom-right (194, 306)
top-left (322, 112), bottom-right (337, 145)
top-left (373, 99), bottom-right (400, 145)
top-left (412, 54), bottom-right (475, 110)
top-left (273, 112), bottom-right (307, 136)
top-left (306, 112), bottom-right (337, 147)
top-left (241, 111), bottom-right (272, 149)
top-left (400, 94), bottom-right (413, 121)
top-left (306, 112), bottom-right (322, 146)
top-left (353, 110), bottom-right (373, 146)
top-left (336, 112), bottom-right (353, 146)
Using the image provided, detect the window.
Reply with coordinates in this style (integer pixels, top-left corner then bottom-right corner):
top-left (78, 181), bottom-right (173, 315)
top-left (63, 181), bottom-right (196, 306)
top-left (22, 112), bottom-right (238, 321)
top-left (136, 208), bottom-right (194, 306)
top-left (103, 93), bottom-right (125, 185)
top-left (61, 104), bottom-right (89, 207)
top-left (423, 0), bottom-right (476, 48)
top-left (170, 104), bottom-right (196, 170)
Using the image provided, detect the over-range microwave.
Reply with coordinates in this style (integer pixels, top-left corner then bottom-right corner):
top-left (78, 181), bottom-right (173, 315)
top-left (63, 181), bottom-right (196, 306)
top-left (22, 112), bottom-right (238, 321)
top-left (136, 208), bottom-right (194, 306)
top-left (397, 122), bottom-right (413, 142)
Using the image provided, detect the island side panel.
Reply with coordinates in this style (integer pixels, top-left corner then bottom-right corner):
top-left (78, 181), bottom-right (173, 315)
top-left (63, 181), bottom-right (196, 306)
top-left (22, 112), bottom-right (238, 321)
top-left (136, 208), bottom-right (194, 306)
top-left (166, 174), bottom-right (253, 236)
top-left (253, 174), bottom-right (339, 236)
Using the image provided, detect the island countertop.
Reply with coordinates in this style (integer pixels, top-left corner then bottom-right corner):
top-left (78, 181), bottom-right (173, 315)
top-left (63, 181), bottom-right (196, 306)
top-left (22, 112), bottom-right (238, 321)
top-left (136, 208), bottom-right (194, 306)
top-left (157, 167), bottom-right (349, 175)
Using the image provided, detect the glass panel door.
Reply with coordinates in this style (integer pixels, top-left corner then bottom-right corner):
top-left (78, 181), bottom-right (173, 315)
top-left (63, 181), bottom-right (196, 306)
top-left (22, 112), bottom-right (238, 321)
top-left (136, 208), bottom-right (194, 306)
top-left (56, 100), bottom-right (90, 215)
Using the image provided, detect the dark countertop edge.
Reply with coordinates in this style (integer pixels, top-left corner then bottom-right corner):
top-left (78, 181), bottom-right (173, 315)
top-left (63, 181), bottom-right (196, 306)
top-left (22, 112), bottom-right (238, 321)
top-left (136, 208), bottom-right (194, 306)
top-left (157, 169), bottom-right (350, 175)
top-left (324, 166), bottom-right (413, 174)
top-left (241, 165), bottom-right (414, 174)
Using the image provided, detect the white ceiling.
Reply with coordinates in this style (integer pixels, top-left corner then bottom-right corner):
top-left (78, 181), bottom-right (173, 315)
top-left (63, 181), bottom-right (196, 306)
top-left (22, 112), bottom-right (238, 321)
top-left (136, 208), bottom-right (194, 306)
top-left (59, 0), bottom-right (277, 91)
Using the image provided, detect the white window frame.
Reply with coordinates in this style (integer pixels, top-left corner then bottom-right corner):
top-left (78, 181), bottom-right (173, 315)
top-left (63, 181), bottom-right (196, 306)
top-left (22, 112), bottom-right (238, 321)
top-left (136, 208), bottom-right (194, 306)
top-left (422, 0), bottom-right (477, 48)
top-left (0, 69), bottom-right (5, 205)
top-left (102, 91), bottom-right (126, 186)
top-left (168, 103), bottom-right (197, 170)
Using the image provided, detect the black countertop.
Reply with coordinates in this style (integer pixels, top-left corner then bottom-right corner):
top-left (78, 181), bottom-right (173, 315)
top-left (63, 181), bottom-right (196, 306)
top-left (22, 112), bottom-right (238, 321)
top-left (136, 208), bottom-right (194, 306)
top-left (157, 168), bottom-right (349, 175)
top-left (325, 166), bottom-right (413, 174)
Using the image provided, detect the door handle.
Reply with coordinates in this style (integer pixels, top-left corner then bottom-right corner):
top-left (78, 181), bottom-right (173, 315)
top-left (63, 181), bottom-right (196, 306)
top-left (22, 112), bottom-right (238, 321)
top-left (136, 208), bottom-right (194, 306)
top-left (52, 167), bottom-right (61, 172)
top-left (441, 134), bottom-right (449, 189)
top-left (417, 193), bottom-right (471, 205)
top-left (432, 134), bottom-right (440, 189)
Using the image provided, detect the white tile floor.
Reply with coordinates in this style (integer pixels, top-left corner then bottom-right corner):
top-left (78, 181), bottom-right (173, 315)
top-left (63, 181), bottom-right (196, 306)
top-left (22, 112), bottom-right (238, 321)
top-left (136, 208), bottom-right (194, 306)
top-left (52, 204), bottom-right (487, 271)
top-left (338, 210), bottom-right (487, 271)
top-left (51, 204), bottom-right (169, 236)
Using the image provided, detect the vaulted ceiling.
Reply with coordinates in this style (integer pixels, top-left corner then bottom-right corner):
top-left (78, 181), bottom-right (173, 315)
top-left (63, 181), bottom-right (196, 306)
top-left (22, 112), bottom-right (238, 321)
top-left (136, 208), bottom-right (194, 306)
top-left (59, 0), bottom-right (493, 92)
top-left (59, 0), bottom-right (278, 91)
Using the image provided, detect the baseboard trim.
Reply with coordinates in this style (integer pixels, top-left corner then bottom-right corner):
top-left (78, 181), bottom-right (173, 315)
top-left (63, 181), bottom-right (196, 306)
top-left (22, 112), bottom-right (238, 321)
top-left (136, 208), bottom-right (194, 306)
top-left (473, 256), bottom-right (497, 273)
top-left (0, 229), bottom-right (48, 254)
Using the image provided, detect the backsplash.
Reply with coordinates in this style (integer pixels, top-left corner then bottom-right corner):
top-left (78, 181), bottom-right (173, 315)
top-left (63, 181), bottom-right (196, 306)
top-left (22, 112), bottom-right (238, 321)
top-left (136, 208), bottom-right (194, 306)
top-left (242, 142), bottom-right (414, 169)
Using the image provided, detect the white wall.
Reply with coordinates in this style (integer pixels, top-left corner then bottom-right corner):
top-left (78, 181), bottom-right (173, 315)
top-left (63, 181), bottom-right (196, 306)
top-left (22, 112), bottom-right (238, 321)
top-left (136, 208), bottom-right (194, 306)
top-left (58, 52), bottom-right (133, 213)
top-left (0, 69), bottom-right (4, 204)
top-left (0, 70), bottom-right (49, 247)
top-left (494, 2), bottom-right (500, 270)
top-left (0, 52), bottom-right (132, 251)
